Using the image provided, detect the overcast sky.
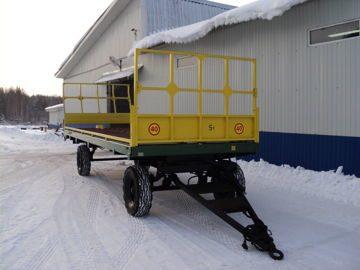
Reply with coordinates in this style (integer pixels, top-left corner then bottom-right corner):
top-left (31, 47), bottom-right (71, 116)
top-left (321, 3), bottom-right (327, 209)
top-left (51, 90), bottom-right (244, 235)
top-left (0, 0), bottom-right (251, 96)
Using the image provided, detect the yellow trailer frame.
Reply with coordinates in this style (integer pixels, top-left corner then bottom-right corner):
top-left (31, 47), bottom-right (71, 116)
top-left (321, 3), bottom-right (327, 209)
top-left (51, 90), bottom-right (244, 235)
top-left (63, 48), bottom-right (259, 151)
top-left (132, 48), bottom-right (259, 147)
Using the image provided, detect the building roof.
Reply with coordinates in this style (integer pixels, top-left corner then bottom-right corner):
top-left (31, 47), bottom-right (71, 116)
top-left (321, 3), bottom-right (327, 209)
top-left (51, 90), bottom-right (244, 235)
top-left (142, 0), bottom-right (234, 35)
top-left (55, 0), bottom-right (235, 78)
top-left (45, 104), bottom-right (64, 112)
top-left (130, 0), bottom-right (309, 55)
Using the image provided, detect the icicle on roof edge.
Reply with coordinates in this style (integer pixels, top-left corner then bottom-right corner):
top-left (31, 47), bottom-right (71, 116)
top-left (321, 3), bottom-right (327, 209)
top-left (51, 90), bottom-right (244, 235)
top-left (128, 0), bottom-right (308, 56)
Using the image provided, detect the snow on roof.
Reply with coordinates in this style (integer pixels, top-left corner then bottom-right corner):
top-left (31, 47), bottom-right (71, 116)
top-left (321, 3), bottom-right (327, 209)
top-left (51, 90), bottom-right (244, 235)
top-left (96, 65), bottom-right (143, 83)
top-left (129, 0), bottom-right (308, 55)
top-left (45, 104), bottom-right (64, 112)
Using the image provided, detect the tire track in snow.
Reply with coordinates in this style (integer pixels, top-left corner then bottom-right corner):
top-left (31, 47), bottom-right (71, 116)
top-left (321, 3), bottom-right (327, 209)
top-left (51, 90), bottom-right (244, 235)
top-left (93, 168), bottom-right (146, 269)
top-left (19, 237), bottom-right (59, 270)
top-left (0, 155), bottom-right (60, 194)
top-left (0, 159), bottom-right (34, 179)
top-left (170, 179), bottom-right (242, 250)
top-left (113, 215), bottom-right (146, 270)
top-left (145, 212), bottom-right (249, 270)
top-left (0, 217), bottom-right (53, 269)
top-left (0, 152), bottom-right (75, 161)
top-left (87, 188), bottom-right (100, 228)
top-left (0, 183), bottom-right (28, 196)
top-left (1, 158), bottom-right (72, 270)
top-left (53, 172), bottom-right (113, 270)
top-left (0, 158), bottom-right (60, 238)
top-left (53, 164), bottom-right (142, 270)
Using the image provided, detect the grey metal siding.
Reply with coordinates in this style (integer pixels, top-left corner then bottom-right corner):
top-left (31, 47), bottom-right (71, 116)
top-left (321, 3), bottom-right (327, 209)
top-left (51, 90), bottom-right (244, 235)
top-left (157, 0), bottom-right (360, 137)
top-left (142, 0), bottom-right (233, 35)
top-left (137, 52), bottom-right (252, 116)
top-left (64, 0), bottom-right (141, 83)
top-left (48, 109), bottom-right (64, 126)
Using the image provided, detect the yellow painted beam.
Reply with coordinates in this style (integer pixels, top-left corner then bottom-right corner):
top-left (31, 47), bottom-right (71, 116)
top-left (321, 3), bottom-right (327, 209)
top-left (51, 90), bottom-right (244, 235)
top-left (138, 48), bottom-right (255, 62)
top-left (65, 127), bottom-right (131, 144)
top-left (64, 113), bottom-right (130, 124)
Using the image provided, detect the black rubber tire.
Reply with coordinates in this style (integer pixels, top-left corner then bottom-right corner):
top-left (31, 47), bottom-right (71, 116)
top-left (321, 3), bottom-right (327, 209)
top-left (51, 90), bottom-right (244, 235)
top-left (77, 145), bottom-right (91, 176)
top-left (213, 177), bottom-right (236, 200)
top-left (212, 160), bottom-right (246, 199)
top-left (123, 165), bottom-right (152, 217)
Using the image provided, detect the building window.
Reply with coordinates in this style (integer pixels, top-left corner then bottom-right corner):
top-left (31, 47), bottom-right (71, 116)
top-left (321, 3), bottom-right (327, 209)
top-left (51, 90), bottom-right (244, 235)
top-left (309, 20), bottom-right (360, 45)
top-left (176, 56), bottom-right (197, 68)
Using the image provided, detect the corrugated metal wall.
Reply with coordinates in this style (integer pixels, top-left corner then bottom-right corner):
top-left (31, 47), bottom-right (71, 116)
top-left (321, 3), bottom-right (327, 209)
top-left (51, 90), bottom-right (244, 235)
top-left (249, 131), bottom-right (360, 176)
top-left (63, 84), bottom-right (107, 113)
top-left (48, 109), bottom-right (64, 127)
top-left (155, 0), bottom-right (360, 175)
top-left (142, 0), bottom-right (232, 35)
top-left (160, 0), bottom-right (360, 138)
top-left (64, 0), bottom-right (141, 83)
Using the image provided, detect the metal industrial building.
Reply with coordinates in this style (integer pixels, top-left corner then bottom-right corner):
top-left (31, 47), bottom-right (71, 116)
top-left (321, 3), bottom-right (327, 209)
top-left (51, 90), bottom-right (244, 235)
top-left (56, 0), bottom-right (360, 176)
top-left (45, 104), bottom-right (64, 129)
top-left (56, 0), bottom-right (234, 81)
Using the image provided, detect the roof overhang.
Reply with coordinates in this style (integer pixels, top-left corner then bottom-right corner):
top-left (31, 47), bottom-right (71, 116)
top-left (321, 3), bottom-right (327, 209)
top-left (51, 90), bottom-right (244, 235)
top-left (129, 0), bottom-right (309, 55)
top-left (55, 0), bottom-right (131, 79)
top-left (45, 104), bottom-right (64, 112)
top-left (96, 65), bottom-right (143, 83)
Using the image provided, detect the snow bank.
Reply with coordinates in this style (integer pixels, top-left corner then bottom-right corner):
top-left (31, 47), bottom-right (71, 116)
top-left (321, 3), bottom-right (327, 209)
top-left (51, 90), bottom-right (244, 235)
top-left (0, 125), bottom-right (72, 154)
top-left (45, 103), bottom-right (63, 111)
top-left (0, 126), bottom-right (59, 142)
top-left (129, 0), bottom-right (308, 55)
top-left (239, 159), bottom-right (360, 207)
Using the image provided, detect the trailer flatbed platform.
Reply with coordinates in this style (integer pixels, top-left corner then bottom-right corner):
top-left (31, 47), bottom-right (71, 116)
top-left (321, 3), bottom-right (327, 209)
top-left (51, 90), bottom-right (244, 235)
top-left (82, 125), bottom-right (130, 139)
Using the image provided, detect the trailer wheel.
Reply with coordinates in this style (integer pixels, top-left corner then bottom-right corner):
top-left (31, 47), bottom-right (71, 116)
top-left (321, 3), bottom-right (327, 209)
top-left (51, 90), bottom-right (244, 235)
top-left (123, 165), bottom-right (152, 217)
top-left (77, 145), bottom-right (91, 176)
top-left (212, 161), bottom-right (246, 199)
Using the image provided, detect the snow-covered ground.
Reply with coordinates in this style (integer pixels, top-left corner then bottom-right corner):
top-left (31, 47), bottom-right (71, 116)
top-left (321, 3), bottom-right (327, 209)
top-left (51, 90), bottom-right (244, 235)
top-left (0, 125), bottom-right (359, 270)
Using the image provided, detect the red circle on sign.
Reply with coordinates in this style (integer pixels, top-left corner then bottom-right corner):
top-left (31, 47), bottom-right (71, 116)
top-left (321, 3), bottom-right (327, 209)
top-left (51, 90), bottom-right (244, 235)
top-left (234, 123), bottom-right (244, 135)
top-left (148, 123), bottom-right (160, 136)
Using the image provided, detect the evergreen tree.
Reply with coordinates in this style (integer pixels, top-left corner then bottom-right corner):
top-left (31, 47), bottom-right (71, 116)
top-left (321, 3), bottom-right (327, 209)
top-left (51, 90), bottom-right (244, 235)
top-left (0, 87), bottom-right (62, 124)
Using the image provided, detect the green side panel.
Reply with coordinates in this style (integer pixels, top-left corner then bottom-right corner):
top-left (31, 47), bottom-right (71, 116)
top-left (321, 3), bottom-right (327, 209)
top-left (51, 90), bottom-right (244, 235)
top-left (130, 141), bottom-right (258, 159)
top-left (65, 129), bottom-right (258, 160)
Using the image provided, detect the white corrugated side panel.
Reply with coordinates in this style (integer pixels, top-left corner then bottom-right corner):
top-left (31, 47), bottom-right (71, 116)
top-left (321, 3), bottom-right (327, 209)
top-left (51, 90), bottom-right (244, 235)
top-left (157, 0), bottom-right (360, 137)
top-left (49, 109), bottom-right (64, 126)
top-left (174, 56), bottom-right (198, 114)
top-left (49, 112), bottom-right (56, 125)
top-left (137, 51), bottom-right (253, 115)
top-left (138, 54), bottom-right (170, 114)
top-left (64, 84), bottom-right (107, 113)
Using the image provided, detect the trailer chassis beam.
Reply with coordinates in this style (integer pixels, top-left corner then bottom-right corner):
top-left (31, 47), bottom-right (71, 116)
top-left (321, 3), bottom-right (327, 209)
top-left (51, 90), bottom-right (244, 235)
top-left (91, 157), bottom-right (128, 162)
